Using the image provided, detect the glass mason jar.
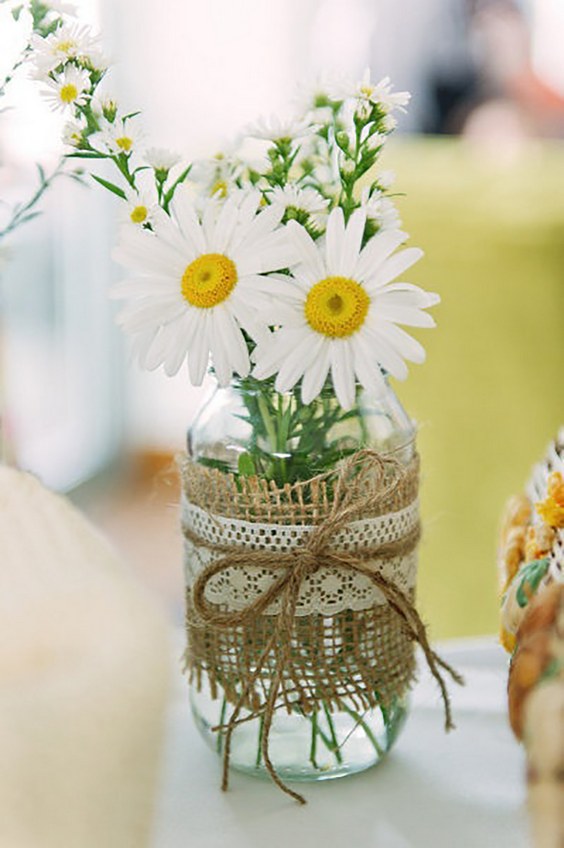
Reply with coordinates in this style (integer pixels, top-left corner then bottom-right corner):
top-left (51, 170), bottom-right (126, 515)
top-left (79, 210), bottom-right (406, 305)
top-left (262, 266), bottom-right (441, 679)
top-left (186, 376), bottom-right (416, 783)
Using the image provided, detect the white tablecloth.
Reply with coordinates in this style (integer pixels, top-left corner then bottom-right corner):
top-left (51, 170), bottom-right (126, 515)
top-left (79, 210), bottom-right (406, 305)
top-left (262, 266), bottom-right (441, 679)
top-left (154, 638), bottom-right (530, 848)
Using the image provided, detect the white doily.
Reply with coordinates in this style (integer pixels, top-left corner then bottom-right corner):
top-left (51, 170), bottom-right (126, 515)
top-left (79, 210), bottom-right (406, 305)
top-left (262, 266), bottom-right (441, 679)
top-left (182, 497), bottom-right (419, 616)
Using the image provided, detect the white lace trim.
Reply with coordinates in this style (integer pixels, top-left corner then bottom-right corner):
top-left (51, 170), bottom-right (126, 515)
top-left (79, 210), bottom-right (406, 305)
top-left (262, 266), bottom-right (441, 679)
top-left (182, 497), bottom-right (419, 616)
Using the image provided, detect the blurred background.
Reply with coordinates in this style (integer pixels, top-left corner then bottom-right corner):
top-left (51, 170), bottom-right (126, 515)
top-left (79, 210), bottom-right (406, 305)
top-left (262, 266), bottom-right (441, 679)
top-left (1, 0), bottom-right (563, 637)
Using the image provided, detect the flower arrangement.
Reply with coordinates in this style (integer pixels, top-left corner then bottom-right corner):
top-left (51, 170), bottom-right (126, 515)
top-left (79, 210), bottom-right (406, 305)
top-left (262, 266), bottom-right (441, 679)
top-left (24, 1), bottom-right (439, 487)
top-left (23, 2), bottom-right (461, 804)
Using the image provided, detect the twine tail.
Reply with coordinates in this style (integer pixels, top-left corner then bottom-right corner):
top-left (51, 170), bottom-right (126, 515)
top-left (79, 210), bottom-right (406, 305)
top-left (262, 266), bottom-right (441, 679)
top-left (261, 671), bottom-right (306, 806)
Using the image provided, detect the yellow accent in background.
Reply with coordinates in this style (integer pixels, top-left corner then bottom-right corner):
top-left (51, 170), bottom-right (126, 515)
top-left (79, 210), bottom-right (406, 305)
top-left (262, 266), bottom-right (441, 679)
top-left (380, 138), bottom-right (564, 638)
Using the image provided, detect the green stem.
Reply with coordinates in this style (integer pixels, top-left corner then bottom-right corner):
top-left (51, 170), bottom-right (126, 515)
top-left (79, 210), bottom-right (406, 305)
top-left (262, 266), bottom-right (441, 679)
top-left (255, 713), bottom-right (265, 767)
top-left (216, 697), bottom-right (227, 753)
top-left (309, 711), bottom-right (319, 769)
top-left (340, 704), bottom-right (385, 758)
top-left (322, 702), bottom-right (344, 764)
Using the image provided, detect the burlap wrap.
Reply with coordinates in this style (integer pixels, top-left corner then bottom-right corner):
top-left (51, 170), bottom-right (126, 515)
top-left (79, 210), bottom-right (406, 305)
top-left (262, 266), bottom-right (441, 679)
top-left (181, 449), bottom-right (462, 803)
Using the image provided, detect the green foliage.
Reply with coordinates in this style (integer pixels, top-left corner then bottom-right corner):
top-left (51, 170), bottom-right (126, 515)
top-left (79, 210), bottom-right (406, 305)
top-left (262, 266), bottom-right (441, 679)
top-left (515, 558), bottom-right (550, 608)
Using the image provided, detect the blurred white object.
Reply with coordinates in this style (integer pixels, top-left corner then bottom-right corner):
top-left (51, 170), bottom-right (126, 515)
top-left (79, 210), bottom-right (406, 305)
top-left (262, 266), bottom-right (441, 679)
top-left (0, 466), bottom-right (171, 848)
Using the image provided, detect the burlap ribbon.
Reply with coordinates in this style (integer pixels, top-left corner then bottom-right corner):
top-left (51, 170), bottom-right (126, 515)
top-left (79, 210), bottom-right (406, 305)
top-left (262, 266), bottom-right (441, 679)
top-left (183, 449), bottom-right (463, 804)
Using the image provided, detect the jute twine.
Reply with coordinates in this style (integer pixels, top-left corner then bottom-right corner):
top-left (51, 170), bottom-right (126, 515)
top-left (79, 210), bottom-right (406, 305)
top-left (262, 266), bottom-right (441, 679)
top-left (181, 449), bottom-right (463, 804)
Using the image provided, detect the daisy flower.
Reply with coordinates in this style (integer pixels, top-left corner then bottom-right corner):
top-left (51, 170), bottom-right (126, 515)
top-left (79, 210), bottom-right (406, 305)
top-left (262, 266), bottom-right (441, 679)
top-left (144, 147), bottom-right (181, 173)
top-left (253, 207), bottom-right (439, 409)
top-left (42, 64), bottom-right (90, 112)
top-left (30, 23), bottom-right (99, 76)
top-left (90, 91), bottom-right (118, 123)
top-left (246, 113), bottom-right (313, 143)
top-left (100, 119), bottom-right (141, 155)
top-left (267, 185), bottom-right (329, 225)
top-left (190, 153), bottom-right (242, 199)
top-left (335, 69), bottom-right (411, 115)
top-left (360, 188), bottom-right (402, 231)
top-left (112, 188), bottom-right (295, 385)
top-left (62, 116), bottom-right (87, 148)
top-left (123, 184), bottom-right (159, 228)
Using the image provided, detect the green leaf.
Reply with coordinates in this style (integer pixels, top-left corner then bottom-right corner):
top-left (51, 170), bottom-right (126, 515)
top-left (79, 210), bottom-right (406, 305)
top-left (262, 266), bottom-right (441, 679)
top-left (237, 453), bottom-right (256, 477)
top-left (65, 151), bottom-right (108, 160)
top-left (122, 110), bottom-right (142, 122)
top-left (11, 5), bottom-right (23, 21)
top-left (515, 558), bottom-right (550, 608)
top-left (91, 174), bottom-right (127, 199)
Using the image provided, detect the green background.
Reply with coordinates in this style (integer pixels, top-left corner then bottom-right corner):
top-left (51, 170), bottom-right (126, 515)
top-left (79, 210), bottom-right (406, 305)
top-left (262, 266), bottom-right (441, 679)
top-left (381, 138), bottom-right (564, 637)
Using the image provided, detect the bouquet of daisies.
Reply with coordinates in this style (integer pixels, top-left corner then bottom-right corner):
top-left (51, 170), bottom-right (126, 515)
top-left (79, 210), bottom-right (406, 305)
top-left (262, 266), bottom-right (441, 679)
top-left (25, 2), bottom-right (439, 485)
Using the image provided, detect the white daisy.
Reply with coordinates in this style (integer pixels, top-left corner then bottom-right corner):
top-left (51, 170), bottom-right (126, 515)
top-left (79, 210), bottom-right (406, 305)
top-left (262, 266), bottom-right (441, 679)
top-left (123, 184), bottom-right (159, 228)
top-left (144, 147), bottom-right (181, 173)
top-left (30, 23), bottom-right (99, 76)
top-left (112, 188), bottom-right (296, 385)
top-left (100, 119), bottom-right (141, 155)
top-left (44, 1), bottom-right (78, 14)
top-left (335, 69), bottom-right (411, 115)
top-left (90, 91), bottom-right (118, 123)
top-left (360, 189), bottom-right (402, 231)
top-left (246, 113), bottom-right (313, 143)
top-left (62, 116), bottom-right (87, 148)
top-left (252, 207), bottom-right (439, 410)
top-left (190, 153), bottom-right (242, 199)
top-left (42, 64), bottom-right (90, 112)
top-left (267, 185), bottom-right (329, 224)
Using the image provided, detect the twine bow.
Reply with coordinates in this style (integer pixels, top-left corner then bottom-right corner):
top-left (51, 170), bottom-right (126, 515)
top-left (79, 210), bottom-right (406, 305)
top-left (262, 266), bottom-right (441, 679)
top-left (183, 450), bottom-right (464, 805)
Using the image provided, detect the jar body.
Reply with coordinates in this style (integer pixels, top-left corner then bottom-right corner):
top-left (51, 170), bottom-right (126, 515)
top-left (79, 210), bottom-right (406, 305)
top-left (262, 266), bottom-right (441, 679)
top-left (186, 378), bottom-right (416, 782)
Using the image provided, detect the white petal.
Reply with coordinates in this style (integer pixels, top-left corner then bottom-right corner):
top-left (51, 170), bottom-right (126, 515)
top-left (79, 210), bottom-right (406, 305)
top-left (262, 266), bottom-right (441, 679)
top-left (330, 340), bottom-right (356, 410)
top-left (355, 229), bottom-right (408, 283)
top-left (171, 186), bottom-right (206, 254)
top-left (374, 320), bottom-right (426, 364)
top-left (324, 207), bottom-right (346, 275)
top-left (301, 341), bottom-right (331, 403)
top-left (275, 332), bottom-right (323, 392)
top-left (365, 247), bottom-right (423, 289)
top-left (338, 208), bottom-right (366, 276)
top-left (350, 334), bottom-right (388, 396)
top-left (207, 196), bottom-right (239, 254)
top-left (188, 312), bottom-right (211, 385)
top-left (286, 221), bottom-right (326, 279)
top-left (373, 304), bottom-right (436, 328)
top-left (362, 324), bottom-right (409, 379)
top-left (213, 306), bottom-right (250, 378)
top-left (113, 228), bottom-right (185, 278)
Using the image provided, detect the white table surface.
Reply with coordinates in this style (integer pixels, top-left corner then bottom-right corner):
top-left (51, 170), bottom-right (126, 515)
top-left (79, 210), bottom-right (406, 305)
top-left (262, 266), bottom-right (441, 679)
top-left (154, 638), bottom-right (530, 848)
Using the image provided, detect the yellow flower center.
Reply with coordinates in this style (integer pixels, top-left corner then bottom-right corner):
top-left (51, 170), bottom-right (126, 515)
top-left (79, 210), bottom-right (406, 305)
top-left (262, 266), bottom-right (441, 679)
top-left (304, 276), bottom-right (370, 338)
top-left (116, 135), bottom-right (133, 152)
top-left (60, 83), bottom-right (78, 104)
top-left (130, 205), bottom-right (148, 224)
top-left (210, 179), bottom-right (228, 198)
top-left (360, 84), bottom-right (374, 98)
top-left (181, 253), bottom-right (237, 308)
top-left (56, 39), bottom-right (76, 54)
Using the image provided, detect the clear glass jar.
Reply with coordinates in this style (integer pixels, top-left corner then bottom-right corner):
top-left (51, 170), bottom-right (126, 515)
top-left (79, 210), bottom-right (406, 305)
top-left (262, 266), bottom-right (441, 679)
top-left (187, 376), bottom-right (416, 782)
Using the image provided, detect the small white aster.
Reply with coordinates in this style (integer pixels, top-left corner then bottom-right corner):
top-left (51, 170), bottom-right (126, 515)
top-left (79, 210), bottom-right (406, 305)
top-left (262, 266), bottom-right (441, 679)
top-left (30, 23), bottom-right (99, 76)
top-left (90, 91), bottom-right (118, 122)
top-left (42, 64), bottom-right (90, 112)
top-left (334, 69), bottom-right (411, 115)
top-left (253, 207), bottom-right (439, 410)
top-left (267, 185), bottom-right (329, 220)
top-left (123, 184), bottom-right (159, 228)
top-left (62, 116), bottom-right (87, 148)
top-left (111, 188), bottom-right (297, 385)
top-left (360, 189), bottom-right (402, 231)
top-left (246, 113), bottom-right (313, 143)
top-left (100, 119), bottom-right (141, 155)
top-left (144, 147), bottom-right (181, 173)
top-left (190, 153), bottom-right (242, 200)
